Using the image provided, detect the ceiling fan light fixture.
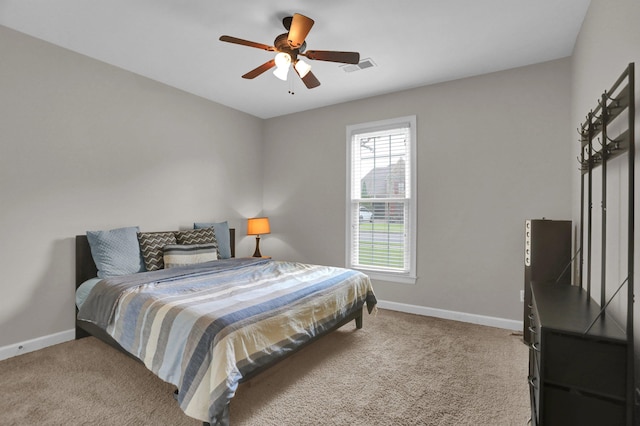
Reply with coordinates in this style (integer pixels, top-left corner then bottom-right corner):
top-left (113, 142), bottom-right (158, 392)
top-left (274, 52), bottom-right (291, 68)
top-left (294, 59), bottom-right (311, 78)
top-left (273, 65), bottom-right (289, 81)
top-left (273, 52), bottom-right (291, 80)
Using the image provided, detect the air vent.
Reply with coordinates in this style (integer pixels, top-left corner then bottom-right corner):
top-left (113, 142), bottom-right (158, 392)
top-left (341, 58), bottom-right (376, 73)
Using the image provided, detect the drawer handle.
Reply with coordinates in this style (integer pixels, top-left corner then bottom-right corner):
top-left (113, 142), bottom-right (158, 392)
top-left (530, 343), bottom-right (540, 352)
top-left (528, 314), bottom-right (535, 321)
top-left (527, 376), bottom-right (537, 388)
top-left (528, 326), bottom-right (537, 334)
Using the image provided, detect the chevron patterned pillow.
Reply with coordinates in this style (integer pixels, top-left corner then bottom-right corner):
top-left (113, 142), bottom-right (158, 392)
top-left (175, 228), bottom-right (219, 258)
top-left (194, 221), bottom-right (231, 259)
top-left (137, 231), bottom-right (178, 271)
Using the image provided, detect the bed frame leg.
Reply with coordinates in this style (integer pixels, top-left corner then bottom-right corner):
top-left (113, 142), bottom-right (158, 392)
top-left (355, 313), bottom-right (363, 329)
top-left (75, 324), bottom-right (90, 340)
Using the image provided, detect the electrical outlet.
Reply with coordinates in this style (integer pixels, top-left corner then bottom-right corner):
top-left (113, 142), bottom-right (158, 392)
top-left (520, 290), bottom-right (525, 303)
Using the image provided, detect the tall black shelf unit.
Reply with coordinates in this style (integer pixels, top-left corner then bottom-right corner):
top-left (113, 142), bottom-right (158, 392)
top-left (527, 63), bottom-right (636, 425)
top-left (523, 219), bottom-right (572, 343)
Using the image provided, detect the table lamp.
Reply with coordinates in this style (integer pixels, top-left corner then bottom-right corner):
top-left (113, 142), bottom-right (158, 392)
top-left (247, 217), bottom-right (270, 257)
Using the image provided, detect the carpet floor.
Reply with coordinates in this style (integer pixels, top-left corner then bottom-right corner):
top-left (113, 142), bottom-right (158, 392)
top-left (0, 309), bottom-right (529, 425)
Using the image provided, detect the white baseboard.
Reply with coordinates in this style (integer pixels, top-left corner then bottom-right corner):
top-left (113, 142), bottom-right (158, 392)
top-left (0, 329), bottom-right (75, 361)
top-left (0, 303), bottom-right (521, 362)
top-left (377, 300), bottom-right (523, 331)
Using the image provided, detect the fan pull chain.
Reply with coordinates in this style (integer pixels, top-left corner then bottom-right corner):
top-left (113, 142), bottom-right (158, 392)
top-left (288, 77), bottom-right (295, 95)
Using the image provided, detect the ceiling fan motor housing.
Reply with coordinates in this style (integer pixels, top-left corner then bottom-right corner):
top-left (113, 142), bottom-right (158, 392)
top-left (274, 33), bottom-right (301, 59)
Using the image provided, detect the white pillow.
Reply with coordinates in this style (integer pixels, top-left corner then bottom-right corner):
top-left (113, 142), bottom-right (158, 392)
top-left (163, 243), bottom-right (218, 268)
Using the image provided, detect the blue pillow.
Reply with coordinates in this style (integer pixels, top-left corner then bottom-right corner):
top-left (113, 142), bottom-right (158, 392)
top-left (86, 226), bottom-right (145, 278)
top-left (194, 221), bottom-right (231, 259)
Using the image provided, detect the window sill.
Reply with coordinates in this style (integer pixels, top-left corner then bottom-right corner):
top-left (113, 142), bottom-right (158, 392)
top-left (355, 269), bottom-right (417, 285)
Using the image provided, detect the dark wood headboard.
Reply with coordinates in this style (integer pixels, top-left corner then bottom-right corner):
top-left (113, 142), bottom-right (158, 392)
top-left (75, 228), bottom-right (236, 287)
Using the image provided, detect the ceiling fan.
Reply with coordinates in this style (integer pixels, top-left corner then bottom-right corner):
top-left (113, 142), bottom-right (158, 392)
top-left (219, 13), bottom-right (360, 89)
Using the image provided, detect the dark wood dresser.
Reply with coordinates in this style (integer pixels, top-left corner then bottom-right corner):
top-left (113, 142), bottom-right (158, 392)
top-left (528, 281), bottom-right (629, 425)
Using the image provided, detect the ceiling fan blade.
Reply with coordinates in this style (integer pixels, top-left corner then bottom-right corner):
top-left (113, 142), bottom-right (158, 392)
top-left (242, 59), bottom-right (276, 79)
top-left (296, 69), bottom-right (321, 89)
top-left (219, 35), bottom-right (274, 51)
top-left (303, 50), bottom-right (360, 64)
top-left (287, 13), bottom-right (314, 49)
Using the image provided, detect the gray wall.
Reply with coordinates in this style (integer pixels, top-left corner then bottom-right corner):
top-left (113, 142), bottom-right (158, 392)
top-left (262, 58), bottom-right (572, 322)
top-left (570, 0), bottom-right (640, 399)
top-left (0, 26), bottom-right (264, 347)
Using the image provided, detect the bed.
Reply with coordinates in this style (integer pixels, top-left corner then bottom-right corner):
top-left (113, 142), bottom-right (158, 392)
top-left (74, 226), bottom-right (377, 426)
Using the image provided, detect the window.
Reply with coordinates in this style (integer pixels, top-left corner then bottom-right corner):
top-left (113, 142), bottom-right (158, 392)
top-left (346, 116), bottom-right (417, 283)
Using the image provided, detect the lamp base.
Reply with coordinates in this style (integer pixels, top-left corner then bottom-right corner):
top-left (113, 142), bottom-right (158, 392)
top-left (252, 236), bottom-right (262, 257)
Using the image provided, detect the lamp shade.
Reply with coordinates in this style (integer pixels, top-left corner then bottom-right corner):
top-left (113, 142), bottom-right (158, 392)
top-left (294, 59), bottom-right (311, 78)
top-left (273, 52), bottom-right (291, 81)
top-left (247, 217), bottom-right (271, 235)
top-left (273, 65), bottom-right (289, 81)
top-left (274, 52), bottom-right (291, 68)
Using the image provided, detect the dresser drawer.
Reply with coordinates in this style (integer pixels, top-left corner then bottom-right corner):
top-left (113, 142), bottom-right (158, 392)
top-left (542, 386), bottom-right (625, 426)
top-left (544, 332), bottom-right (627, 398)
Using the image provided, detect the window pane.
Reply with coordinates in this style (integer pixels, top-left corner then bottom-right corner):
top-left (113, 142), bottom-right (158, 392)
top-left (353, 201), bottom-right (408, 271)
top-left (354, 129), bottom-right (410, 199)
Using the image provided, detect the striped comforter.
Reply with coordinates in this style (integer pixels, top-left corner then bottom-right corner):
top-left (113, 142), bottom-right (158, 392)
top-left (77, 258), bottom-right (376, 425)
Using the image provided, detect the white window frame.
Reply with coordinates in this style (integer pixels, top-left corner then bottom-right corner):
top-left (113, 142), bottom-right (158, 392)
top-left (345, 115), bottom-right (417, 284)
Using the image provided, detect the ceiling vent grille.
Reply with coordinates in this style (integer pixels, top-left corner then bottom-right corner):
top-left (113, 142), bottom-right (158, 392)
top-left (341, 58), bottom-right (376, 73)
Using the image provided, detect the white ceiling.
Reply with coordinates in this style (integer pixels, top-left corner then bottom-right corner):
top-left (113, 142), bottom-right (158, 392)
top-left (0, 0), bottom-right (591, 119)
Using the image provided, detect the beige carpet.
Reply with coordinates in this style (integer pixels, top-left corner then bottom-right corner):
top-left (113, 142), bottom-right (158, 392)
top-left (0, 309), bottom-right (529, 425)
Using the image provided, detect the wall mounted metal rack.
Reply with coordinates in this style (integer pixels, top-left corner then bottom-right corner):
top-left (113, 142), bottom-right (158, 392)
top-left (577, 62), bottom-right (635, 425)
